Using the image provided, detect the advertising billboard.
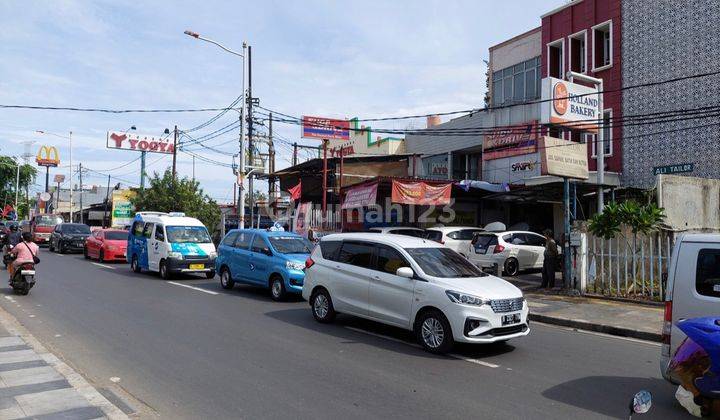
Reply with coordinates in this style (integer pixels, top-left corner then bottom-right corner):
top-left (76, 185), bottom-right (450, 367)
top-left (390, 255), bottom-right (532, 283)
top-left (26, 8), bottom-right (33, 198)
top-left (391, 180), bottom-right (452, 205)
top-left (111, 189), bottom-right (136, 228)
top-left (36, 145), bottom-right (60, 167)
top-left (107, 132), bottom-right (175, 154)
top-left (540, 78), bottom-right (600, 132)
top-left (483, 121), bottom-right (538, 160)
top-left (301, 116), bottom-right (350, 141)
top-left (539, 136), bottom-right (589, 179)
top-left (482, 152), bottom-right (542, 184)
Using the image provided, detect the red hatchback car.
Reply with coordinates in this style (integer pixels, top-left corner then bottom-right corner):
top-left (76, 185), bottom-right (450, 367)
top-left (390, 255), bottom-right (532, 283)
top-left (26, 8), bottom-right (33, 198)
top-left (84, 229), bottom-right (128, 262)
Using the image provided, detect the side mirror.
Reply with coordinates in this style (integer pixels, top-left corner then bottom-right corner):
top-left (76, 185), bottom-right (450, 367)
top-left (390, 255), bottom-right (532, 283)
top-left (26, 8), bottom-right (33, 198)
top-left (396, 267), bottom-right (414, 278)
top-left (263, 248), bottom-right (273, 256)
top-left (629, 390), bottom-right (652, 416)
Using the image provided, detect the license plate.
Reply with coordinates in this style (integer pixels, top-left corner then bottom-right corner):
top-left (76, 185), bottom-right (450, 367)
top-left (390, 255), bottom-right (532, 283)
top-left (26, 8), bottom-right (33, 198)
top-left (501, 313), bottom-right (521, 325)
top-left (189, 263), bottom-right (205, 270)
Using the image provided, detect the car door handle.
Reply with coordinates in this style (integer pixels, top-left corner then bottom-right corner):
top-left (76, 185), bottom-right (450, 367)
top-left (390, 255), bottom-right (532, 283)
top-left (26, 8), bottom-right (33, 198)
top-left (372, 275), bottom-right (380, 281)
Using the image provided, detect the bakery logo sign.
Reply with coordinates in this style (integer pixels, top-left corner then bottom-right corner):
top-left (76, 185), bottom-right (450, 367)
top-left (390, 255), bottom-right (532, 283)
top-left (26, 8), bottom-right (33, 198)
top-left (106, 131), bottom-right (175, 154)
top-left (541, 77), bottom-right (600, 133)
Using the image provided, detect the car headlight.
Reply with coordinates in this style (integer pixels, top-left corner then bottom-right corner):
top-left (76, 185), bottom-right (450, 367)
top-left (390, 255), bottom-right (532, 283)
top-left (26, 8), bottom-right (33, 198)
top-left (445, 290), bottom-right (487, 306)
top-left (208, 251), bottom-right (217, 259)
top-left (286, 261), bottom-right (305, 271)
top-left (169, 252), bottom-right (183, 259)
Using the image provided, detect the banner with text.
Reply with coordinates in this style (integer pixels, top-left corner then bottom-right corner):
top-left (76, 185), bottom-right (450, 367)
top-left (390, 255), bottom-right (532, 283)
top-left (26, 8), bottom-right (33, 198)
top-left (107, 131), bottom-right (175, 154)
top-left (301, 116), bottom-right (350, 141)
top-left (391, 180), bottom-right (452, 206)
top-left (483, 121), bottom-right (538, 160)
top-left (540, 78), bottom-right (599, 133)
top-left (111, 189), bottom-right (136, 228)
top-left (539, 136), bottom-right (589, 179)
top-left (342, 183), bottom-right (378, 209)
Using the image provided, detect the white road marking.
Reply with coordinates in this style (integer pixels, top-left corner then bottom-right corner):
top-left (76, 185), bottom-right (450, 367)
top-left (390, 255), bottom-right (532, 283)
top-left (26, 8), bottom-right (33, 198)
top-left (55, 254), bottom-right (64, 257)
top-left (28, 315), bottom-right (35, 318)
top-left (166, 281), bottom-right (219, 295)
top-left (109, 377), bottom-right (121, 383)
top-left (4, 296), bottom-right (14, 302)
top-left (54, 334), bottom-right (62, 338)
top-left (91, 262), bottom-right (116, 270)
top-left (533, 321), bottom-right (662, 347)
top-left (344, 326), bottom-right (500, 368)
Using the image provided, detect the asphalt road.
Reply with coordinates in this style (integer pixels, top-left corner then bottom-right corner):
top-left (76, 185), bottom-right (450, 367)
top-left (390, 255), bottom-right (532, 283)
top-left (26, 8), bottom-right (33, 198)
top-left (0, 249), bottom-right (689, 419)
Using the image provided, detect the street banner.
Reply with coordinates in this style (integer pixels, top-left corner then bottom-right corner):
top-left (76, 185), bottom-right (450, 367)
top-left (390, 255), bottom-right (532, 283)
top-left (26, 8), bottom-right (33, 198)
top-left (540, 77), bottom-right (599, 132)
top-left (292, 202), bottom-right (311, 237)
top-left (288, 181), bottom-right (302, 201)
top-left (539, 136), bottom-right (589, 179)
top-left (342, 183), bottom-right (378, 209)
top-left (53, 174), bottom-right (65, 183)
top-left (111, 189), bottom-right (136, 228)
top-left (301, 116), bottom-right (350, 141)
top-left (391, 180), bottom-right (452, 205)
top-left (483, 121), bottom-right (539, 160)
top-left (36, 145), bottom-right (60, 167)
top-left (107, 131), bottom-right (175, 154)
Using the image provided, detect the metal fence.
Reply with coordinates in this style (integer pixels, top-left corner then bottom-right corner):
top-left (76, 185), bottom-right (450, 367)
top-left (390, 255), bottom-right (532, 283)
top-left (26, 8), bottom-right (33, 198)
top-left (586, 230), bottom-right (675, 300)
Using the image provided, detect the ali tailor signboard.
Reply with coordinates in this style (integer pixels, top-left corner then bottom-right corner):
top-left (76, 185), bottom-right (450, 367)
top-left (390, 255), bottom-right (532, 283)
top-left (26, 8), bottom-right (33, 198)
top-left (483, 121), bottom-right (538, 160)
top-left (541, 78), bottom-right (600, 133)
top-left (653, 163), bottom-right (694, 175)
top-left (539, 136), bottom-right (589, 180)
top-left (301, 116), bottom-right (351, 141)
top-left (107, 131), bottom-right (174, 154)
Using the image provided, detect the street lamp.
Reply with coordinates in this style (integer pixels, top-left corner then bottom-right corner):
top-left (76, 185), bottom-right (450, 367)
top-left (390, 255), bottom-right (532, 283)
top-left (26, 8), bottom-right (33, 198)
top-left (36, 130), bottom-right (73, 220)
top-left (184, 29), bottom-right (248, 228)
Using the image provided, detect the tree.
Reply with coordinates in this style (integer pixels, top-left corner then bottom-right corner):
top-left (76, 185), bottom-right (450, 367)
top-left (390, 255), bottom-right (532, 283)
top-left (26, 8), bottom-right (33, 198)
top-left (483, 59), bottom-right (491, 108)
top-left (0, 156), bottom-right (36, 216)
top-left (245, 190), bottom-right (267, 206)
top-left (131, 169), bottom-right (221, 235)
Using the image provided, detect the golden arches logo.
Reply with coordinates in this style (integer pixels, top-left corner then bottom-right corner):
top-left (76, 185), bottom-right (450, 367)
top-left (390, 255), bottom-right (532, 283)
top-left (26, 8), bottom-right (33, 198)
top-left (36, 145), bottom-right (60, 167)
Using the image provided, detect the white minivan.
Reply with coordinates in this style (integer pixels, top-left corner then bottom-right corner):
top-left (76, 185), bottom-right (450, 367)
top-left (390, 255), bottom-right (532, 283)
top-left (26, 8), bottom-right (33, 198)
top-left (661, 233), bottom-right (720, 382)
top-left (127, 212), bottom-right (217, 279)
top-left (302, 233), bottom-right (529, 353)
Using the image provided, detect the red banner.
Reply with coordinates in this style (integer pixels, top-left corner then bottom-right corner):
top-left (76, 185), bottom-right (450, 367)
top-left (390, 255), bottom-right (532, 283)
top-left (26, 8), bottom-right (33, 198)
top-left (482, 121), bottom-right (538, 161)
top-left (391, 180), bottom-right (452, 205)
top-left (342, 183), bottom-right (378, 209)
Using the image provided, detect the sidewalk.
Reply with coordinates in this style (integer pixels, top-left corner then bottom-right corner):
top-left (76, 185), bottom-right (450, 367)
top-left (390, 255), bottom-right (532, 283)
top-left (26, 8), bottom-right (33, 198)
top-left (0, 298), bottom-right (127, 419)
top-left (508, 273), bottom-right (663, 342)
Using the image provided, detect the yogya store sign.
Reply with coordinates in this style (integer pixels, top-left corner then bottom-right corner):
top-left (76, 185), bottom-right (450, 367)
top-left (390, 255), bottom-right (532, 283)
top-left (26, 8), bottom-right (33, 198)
top-left (301, 116), bottom-right (350, 141)
top-left (391, 180), bottom-right (452, 205)
top-left (539, 136), bottom-right (589, 180)
top-left (36, 145), bottom-right (60, 167)
top-left (107, 131), bottom-right (174, 154)
top-left (483, 121), bottom-right (538, 160)
top-left (540, 78), bottom-right (599, 133)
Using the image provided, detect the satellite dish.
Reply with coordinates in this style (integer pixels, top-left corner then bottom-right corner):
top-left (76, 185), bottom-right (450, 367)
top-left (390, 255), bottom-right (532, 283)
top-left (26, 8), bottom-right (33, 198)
top-left (39, 192), bottom-right (52, 202)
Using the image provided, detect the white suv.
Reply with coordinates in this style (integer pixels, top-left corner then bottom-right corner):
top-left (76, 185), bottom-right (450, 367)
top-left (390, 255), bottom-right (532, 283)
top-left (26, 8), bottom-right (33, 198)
top-left (466, 231), bottom-right (549, 276)
top-left (424, 226), bottom-right (484, 257)
top-left (302, 233), bottom-right (529, 353)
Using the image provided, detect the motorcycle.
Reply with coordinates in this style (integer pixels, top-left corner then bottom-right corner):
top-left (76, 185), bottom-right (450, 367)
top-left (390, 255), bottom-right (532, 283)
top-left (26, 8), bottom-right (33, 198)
top-left (668, 317), bottom-right (720, 417)
top-left (4, 245), bottom-right (35, 295)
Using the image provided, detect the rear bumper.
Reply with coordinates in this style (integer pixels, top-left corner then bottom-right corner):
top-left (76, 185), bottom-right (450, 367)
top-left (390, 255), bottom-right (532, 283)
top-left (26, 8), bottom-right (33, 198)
top-left (166, 257), bottom-right (216, 273)
top-left (58, 240), bottom-right (86, 252)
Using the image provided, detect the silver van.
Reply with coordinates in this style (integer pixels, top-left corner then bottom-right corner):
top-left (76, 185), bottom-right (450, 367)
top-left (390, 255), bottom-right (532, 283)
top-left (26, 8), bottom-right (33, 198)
top-left (661, 233), bottom-right (720, 382)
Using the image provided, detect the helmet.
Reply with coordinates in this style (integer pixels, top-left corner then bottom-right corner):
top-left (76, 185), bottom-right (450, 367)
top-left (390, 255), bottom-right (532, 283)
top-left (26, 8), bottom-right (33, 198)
top-left (9, 224), bottom-right (17, 232)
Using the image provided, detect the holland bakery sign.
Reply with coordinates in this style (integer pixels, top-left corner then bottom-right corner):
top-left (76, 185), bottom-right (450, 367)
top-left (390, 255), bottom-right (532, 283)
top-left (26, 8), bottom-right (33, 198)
top-left (541, 77), bottom-right (600, 133)
top-left (106, 131), bottom-right (175, 154)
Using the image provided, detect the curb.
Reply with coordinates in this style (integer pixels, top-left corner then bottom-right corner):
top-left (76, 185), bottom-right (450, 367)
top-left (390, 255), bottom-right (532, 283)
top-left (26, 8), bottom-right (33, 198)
top-left (528, 313), bottom-right (662, 342)
top-left (0, 297), bottom-right (129, 419)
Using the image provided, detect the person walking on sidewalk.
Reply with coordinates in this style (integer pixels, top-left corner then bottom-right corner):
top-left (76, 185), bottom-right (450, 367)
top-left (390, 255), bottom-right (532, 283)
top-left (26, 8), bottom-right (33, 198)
top-left (541, 229), bottom-right (558, 289)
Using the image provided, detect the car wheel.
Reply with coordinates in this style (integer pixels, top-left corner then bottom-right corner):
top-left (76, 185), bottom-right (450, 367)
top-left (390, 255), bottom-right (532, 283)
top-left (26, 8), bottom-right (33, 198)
top-left (219, 268), bottom-right (235, 289)
top-left (503, 257), bottom-right (519, 277)
top-left (83, 246), bottom-right (89, 259)
top-left (311, 288), bottom-right (336, 323)
top-left (159, 260), bottom-right (172, 280)
top-left (205, 270), bottom-right (216, 279)
top-left (131, 255), bottom-right (141, 273)
top-left (270, 275), bottom-right (286, 302)
top-left (99, 250), bottom-right (105, 263)
top-left (415, 310), bottom-right (454, 354)
top-left (48, 241), bottom-right (54, 253)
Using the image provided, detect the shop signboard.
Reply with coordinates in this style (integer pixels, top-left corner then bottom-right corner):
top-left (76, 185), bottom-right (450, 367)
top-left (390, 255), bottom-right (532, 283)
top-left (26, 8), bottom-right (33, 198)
top-left (111, 189), bottom-right (136, 228)
top-left (36, 145), bottom-right (60, 167)
top-left (391, 180), bottom-right (452, 205)
top-left (342, 183), bottom-right (378, 209)
top-left (292, 202), bottom-right (311, 237)
top-left (539, 136), bottom-right (589, 179)
top-left (301, 116), bottom-right (350, 141)
top-left (107, 132), bottom-right (175, 154)
top-left (482, 152), bottom-right (541, 184)
top-left (653, 163), bottom-right (694, 176)
top-left (540, 77), bottom-right (600, 132)
top-left (421, 153), bottom-right (449, 179)
top-left (483, 121), bottom-right (538, 160)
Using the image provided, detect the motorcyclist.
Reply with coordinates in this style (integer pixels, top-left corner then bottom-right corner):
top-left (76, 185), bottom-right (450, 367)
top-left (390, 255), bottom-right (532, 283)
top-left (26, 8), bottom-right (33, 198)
top-left (7, 232), bottom-right (38, 281)
top-left (7, 224), bottom-right (21, 247)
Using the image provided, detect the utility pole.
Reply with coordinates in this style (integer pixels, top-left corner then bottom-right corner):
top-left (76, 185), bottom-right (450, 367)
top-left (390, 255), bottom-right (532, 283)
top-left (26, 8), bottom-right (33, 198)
top-left (56, 179), bottom-right (61, 212)
top-left (268, 112), bottom-right (276, 205)
top-left (247, 45), bottom-right (254, 226)
top-left (292, 143), bottom-right (298, 166)
top-left (172, 125), bottom-right (178, 179)
top-left (103, 174), bottom-right (111, 228)
top-left (140, 151), bottom-right (147, 189)
top-left (14, 160), bottom-right (20, 212)
top-left (322, 139), bottom-right (328, 213)
top-left (78, 163), bottom-right (84, 224)
top-left (192, 154), bottom-right (196, 182)
top-left (238, 108), bottom-right (246, 229)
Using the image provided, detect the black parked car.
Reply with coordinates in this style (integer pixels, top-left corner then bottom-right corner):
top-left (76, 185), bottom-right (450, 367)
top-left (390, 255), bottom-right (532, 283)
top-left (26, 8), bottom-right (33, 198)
top-left (49, 223), bottom-right (91, 254)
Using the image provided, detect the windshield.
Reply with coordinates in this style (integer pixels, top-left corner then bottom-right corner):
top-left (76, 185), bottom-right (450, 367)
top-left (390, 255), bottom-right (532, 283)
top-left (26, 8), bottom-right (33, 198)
top-left (405, 247), bottom-right (486, 278)
top-left (268, 236), bottom-right (313, 254)
top-left (62, 224), bottom-right (91, 234)
top-left (105, 231), bottom-right (127, 241)
top-left (36, 215), bottom-right (64, 226)
top-left (166, 226), bottom-right (211, 243)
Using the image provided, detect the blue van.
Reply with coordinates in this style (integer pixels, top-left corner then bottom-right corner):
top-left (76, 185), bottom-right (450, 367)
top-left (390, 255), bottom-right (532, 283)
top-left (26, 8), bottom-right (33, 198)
top-left (215, 229), bottom-right (313, 301)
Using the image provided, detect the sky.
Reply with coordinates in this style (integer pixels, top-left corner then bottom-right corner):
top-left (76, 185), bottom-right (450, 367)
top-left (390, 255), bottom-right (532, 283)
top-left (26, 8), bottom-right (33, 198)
top-left (0, 0), bottom-right (556, 203)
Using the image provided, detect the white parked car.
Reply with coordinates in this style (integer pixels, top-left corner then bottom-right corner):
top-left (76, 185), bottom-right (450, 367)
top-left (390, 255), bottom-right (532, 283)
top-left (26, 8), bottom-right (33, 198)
top-left (302, 233), bottom-right (529, 353)
top-left (367, 227), bottom-right (426, 238)
top-left (466, 231), bottom-right (550, 276)
top-left (424, 226), bottom-right (484, 257)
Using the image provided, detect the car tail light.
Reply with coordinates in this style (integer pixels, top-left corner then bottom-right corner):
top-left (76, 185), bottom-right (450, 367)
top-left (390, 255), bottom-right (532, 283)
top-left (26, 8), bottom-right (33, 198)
top-left (305, 257), bottom-right (314, 270)
top-left (440, 240), bottom-right (445, 245)
top-left (493, 244), bottom-right (505, 254)
top-left (661, 300), bottom-right (672, 356)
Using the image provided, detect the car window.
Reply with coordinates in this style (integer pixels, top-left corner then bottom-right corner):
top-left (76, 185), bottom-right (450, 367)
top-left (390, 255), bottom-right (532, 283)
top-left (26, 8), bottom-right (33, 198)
top-left (525, 233), bottom-right (546, 247)
top-left (509, 234), bottom-right (527, 245)
top-left (250, 236), bottom-right (271, 254)
top-left (502, 234), bottom-right (512, 242)
top-left (337, 242), bottom-right (373, 268)
top-left (142, 223), bottom-right (154, 238)
top-left (132, 221), bottom-right (144, 236)
top-left (166, 226), bottom-right (211, 243)
top-left (696, 249), bottom-right (720, 298)
top-left (234, 232), bottom-right (252, 249)
top-left (62, 224), bottom-right (91, 234)
top-left (392, 229), bottom-right (425, 238)
top-left (221, 231), bottom-right (239, 247)
top-left (320, 240), bottom-right (342, 261)
top-left (405, 248), bottom-right (486, 278)
top-left (424, 230), bottom-right (443, 242)
top-left (105, 231), bottom-right (127, 241)
top-left (446, 231), bottom-right (459, 240)
top-left (154, 225), bottom-right (165, 241)
top-left (458, 229), bottom-right (482, 241)
top-left (268, 236), bottom-right (313, 254)
top-left (473, 235), bottom-right (498, 251)
top-left (375, 245), bottom-right (409, 275)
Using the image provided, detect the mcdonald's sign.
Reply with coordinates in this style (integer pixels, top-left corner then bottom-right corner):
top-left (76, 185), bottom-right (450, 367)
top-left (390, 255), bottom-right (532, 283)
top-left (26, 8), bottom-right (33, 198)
top-left (36, 145), bottom-right (60, 167)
